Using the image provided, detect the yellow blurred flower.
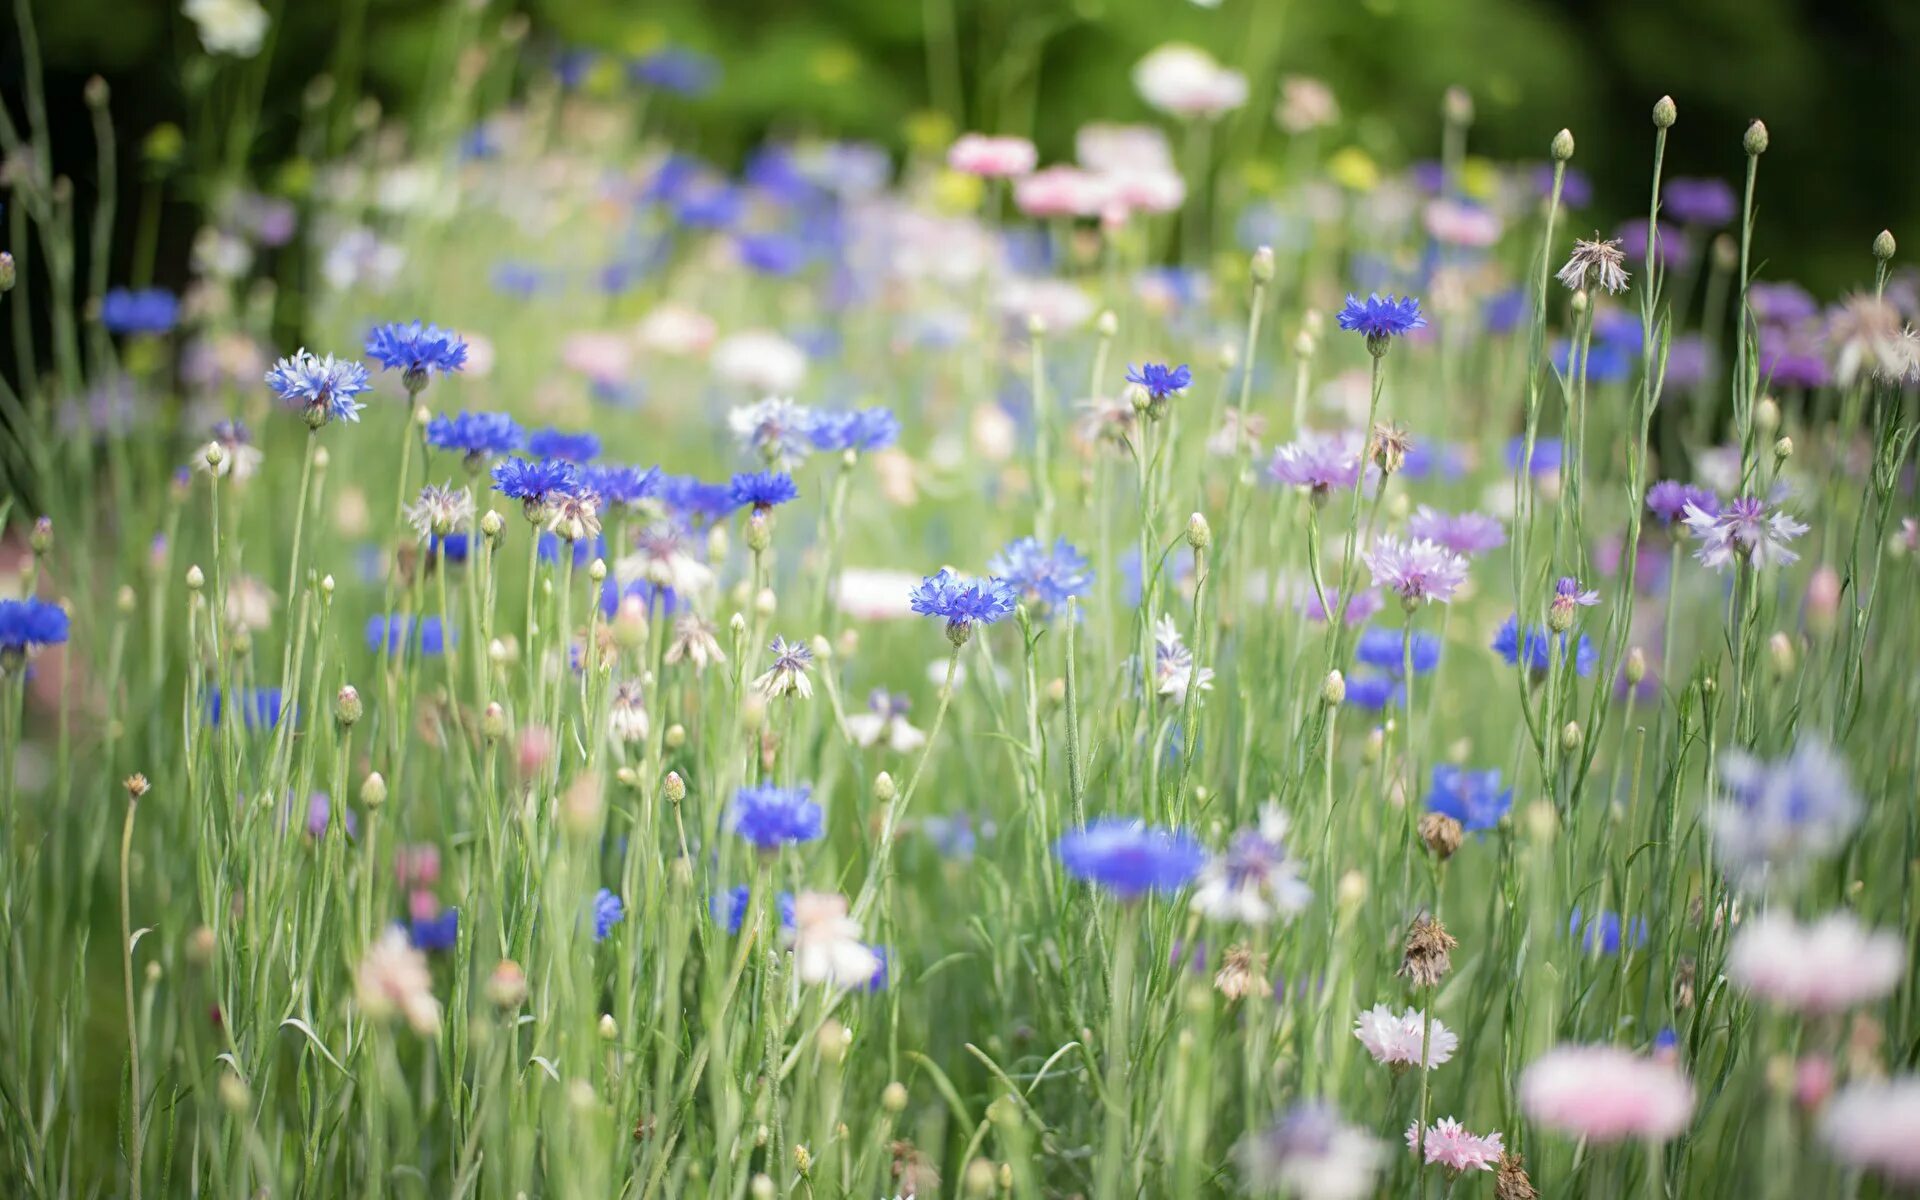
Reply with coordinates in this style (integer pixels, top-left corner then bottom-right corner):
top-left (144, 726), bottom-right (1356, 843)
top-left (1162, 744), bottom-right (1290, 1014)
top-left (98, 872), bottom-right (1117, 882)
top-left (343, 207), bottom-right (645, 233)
top-left (1239, 160), bottom-right (1282, 196)
top-left (904, 110), bottom-right (955, 154)
top-left (930, 169), bottom-right (984, 214)
top-left (811, 45), bottom-right (858, 86)
top-left (1459, 156), bottom-right (1498, 200)
top-left (1327, 147), bottom-right (1379, 192)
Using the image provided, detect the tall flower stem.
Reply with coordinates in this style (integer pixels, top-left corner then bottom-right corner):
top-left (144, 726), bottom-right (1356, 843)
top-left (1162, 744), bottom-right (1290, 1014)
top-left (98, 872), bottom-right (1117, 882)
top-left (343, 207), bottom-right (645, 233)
top-left (852, 645), bottom-right (960, 921)
top-left (119, 785), bottom-right (144, 1200)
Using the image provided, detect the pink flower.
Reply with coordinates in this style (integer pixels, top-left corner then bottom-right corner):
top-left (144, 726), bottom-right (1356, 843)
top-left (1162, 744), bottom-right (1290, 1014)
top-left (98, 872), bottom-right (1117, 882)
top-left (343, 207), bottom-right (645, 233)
top-left (1726, 910), bottom-right (1904, 1014)
top-left (1820, 1076), bottom-right (1920, 1182)
top-left (1423, 199), bottom-right (1503, 248)
top-left (947, 133), bottom-right (1038, 179)
top-left (1796, 1056), bottom-right (1835, 1112)
top-left (1405, 1118), bottom-right (1503, 1173)
top-left (1353, 1004), bottom-right (1457, 1070)
top-left (1363, 536), bottom-right (1470, 606)
top-left (635, 303), bottom-right (716, 357)
top-left (1275, 75), bottom-right (1340, 134)
top-left (561, 331), bottom-right (632, 386)
top-left (1132, 44), bottom-right (1248, 119)
top-left (1519, 1045), bottom-right (1694, 1143)
top-left (1014, 166), bottom-right (1104, 218)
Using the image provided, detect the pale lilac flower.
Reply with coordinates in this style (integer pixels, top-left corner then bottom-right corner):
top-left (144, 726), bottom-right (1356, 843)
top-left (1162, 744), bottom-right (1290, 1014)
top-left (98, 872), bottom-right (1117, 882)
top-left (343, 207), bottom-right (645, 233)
top-left (1133, 44), bottom-right (1248, 119)
top-left (1405, 1118), bottom-right (1503, 1173)
top-left (729, 396), bottom-right (816, 468)
top-left (1266, 433), bottom-right (1364, 500)
top-left (405, 482), bottom-right (475, 538)
top-left (1710, 737), bottom-right (1862, 890)
top-left (1191, 805), bottom-right (1312, 925)
top-left (1363, 536), bottom-right (1469, 606)
top-left (1682, 496), bottom-right (1809, 570)
top-left (1300, 587), bottom-right (1383, 626)
top-left (1353, 1004), bottom-right (1457, 1070)
top-left (1238, 1104), bottom-right (1385, 1200)
top-left (1726, 910), bottom-right (1904, 1013)
top-left (617, 521), bottom-right (714, 599)
top-left (1819, 1077), bottom-right (1920, 1183)
top-left (1407, 506), bottom-right (1505, 556)
top-left (1519, 1045), bottom-right (1694, 1143)
top-left (1153, 615), bottom-right (1214, 704)
top-left (1557, 235), bottom-right (1631, 295)
top-left (664, 614), bottom-right (726, 672)
top-left (753, 636), bottom-right (814, 701)
top-left (846, 690), bottom-right (927, 753)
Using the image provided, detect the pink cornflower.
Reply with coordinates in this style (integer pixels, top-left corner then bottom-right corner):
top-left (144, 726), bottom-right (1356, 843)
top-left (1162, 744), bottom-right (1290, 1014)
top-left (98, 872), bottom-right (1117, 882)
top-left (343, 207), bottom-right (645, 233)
top-left (1266, 433), bottom-right (1365, 501)
top-left (1407, 506), bottom-right (1506, 557)
top-left (1726, 910), bottom-right (1904, 1014)
top-left (1014, 166), bottom-right (1104, 218)
top-left (947, 133), bottom-right (1038, 179)
top-left (1519, 1045), bottom-right (1694, 1143)
top-left (1820, 1076), bottom-right (1920, 1183)
top-left (1363, 536), bottom-right (1469, 607)
top-left (1423, 199), bottom-right (1502, 249)
top-left (1300, 586), bottom-right (1383, 626)
top-left (1405, 1118), bottom-right (1503, 1173)
top-left (1682, 495), bottom-right (1808, 570)
top-left (1353, 1004), bottom-right (1457, 1070)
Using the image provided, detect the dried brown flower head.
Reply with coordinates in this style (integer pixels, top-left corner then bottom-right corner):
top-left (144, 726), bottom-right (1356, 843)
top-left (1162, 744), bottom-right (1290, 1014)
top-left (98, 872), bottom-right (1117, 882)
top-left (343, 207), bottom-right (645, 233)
top-left (1399, 913), bottom-right (1457, 989)
top-left (1418, 811), bottom-right (1464, 860)
top-left (1214, 944), bottom-right (1274, 1002)
top-left (1494, 1151), bottom-right (1538, 1200)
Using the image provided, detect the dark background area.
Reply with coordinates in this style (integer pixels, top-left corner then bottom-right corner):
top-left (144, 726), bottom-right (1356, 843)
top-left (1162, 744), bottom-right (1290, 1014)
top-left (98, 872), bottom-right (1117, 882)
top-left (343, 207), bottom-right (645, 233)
top-left (3, 0), bottom-right (1917, 317)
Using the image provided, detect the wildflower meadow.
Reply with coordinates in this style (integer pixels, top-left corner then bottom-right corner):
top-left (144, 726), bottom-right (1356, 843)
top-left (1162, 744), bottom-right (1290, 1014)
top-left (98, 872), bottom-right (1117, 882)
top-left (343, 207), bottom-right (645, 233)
top-left (3, 5), bottom-right (1920, 1199)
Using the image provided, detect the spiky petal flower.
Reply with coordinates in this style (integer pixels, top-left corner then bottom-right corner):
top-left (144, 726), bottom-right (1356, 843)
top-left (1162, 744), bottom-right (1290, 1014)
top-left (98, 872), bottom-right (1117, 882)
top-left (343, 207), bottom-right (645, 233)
top-left (355, 927), bottom-right (441, 1035)
top-left (199, 419), bottom-right (264, 481)
top-left (908, 569), bottom-right (1018, 645)
top-left (1518, 1045), bottom-right (1695, 1143)
top-left (608, 679), bottom-right (650, 743)
top-left (730, 783), bottom-right (823, 851)
top-left (1645, 481), bottom-right (1718, 525)
top-left (729, 470), bottom-right (799, 512)
top-left (427, 411), bottom-right (525, 464)
top-left (266, 349), bottom-right (371, 426)
top-left (1818, 1077), bottom-right (1920, 1183)
top-left (1363, 536), bottom-right (1468, 607)
top-left (1191, 805), bottom-right (1312, 925)
top-left (846, 690), bottom-right (927, 753)
top-left (1354, 1005), bottom-right (1458, 1070)
top-left (1336, 292), bottom-right (1425, 354)
top-left (492, 457), bottom-right (582, 507)
top-left (730, 397), bottom-right (817, 467)
top-left (1407, 506), bottom-right (1506, 556)
top-left (1427, 766), bottom-right (1513, 832)
top-left (364, 321), bottom-right (468, 390)
top-left (753, 635), bottom-right (815, 700)
top-left (1682, 496), bottom-right (1808, 570)
top-left (989, 536), bottom-right (1093, 614)
top-left (664, 614), bottom-right (726, 672)
top-left (591, 888), bottom-right (625, 941)
top-left (1125, 362), bottom-right (1193, 401)
top-left (1153, 615), bottom-right (1215, 704)
top-left (0, 597), bottom-right (71, 663)
top-left (1406, 1119), bottom-right (1504, 1173)
top-left (405, 483), bottom-right (475, 537)
top-left (1267, 433), bottom-right (1365, 501)
top-left (1556, 236), bottom-right (1631, 295)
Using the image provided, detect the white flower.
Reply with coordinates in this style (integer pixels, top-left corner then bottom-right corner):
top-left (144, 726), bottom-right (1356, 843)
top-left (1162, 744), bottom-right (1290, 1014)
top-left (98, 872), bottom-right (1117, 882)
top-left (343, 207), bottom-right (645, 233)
top-left (1153, 615), bottom-right (1214, 705)
top-left (608, 680), bottom-right (650, 744)
top-left (1820, 1076), bottom-right (1920, 1183)
top-left (355, 927), bottom-right (441, 1035)
top-left (1192, 805), bottom-right (1312, 925)
top-left (711, 330), bottom-right (807, 393)
top-left (183, 0), bottom-right (269, 57)
top-left (834, 568), bottom-right (921, 621)
top-left (1132, 44), bottom-right (1248, 119)
top-left (788, 892), bottom-right (882, 988)
top-left (1353, 1004), bottom-right (1457, 1069)
top-left (845, 691), bottom-right (928, 754)
top-left (1726, 910), bottom-right (1903, 1013)
top-left (634, 303), bottom-right (717, 357)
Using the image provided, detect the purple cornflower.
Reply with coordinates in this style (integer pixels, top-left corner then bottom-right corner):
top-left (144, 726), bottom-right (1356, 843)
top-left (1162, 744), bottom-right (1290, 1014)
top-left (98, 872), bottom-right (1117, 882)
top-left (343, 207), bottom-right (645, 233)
top-left (299, 792), bottom-right (358, 840)
top-left (909, 569), bottom-right (1018, 645)
top-left (363, 321), bottom-right (468, 390)
top-left (1663, 177), bottom-right (1738, 227)
top-left (1749, 282), bottom-right (1819, 326)
top-left (409, 907), bottom-right (460, 953)
top-left (592, 888), bottom-right (625, 941)
top-left (266, 350), bottom-right (371, 427)
top-left (989, 536), bottom-right (1093, 614)
top-left (1055, 819), bottom-right (1205, 900)
top-left (1493, 615), bottom-right (1596, 678)
top-left (1682, 496), bottom-right (1809, 570)
top-left (1362, 536), bottom-right (1468, 607)
top-left (1506, 436), bottom-right (1562, 475)
top-left (1427, 766), bottom-right (1512, 832)
top-left (1125, 362), bottom-right (1193, 401)
top-left (1616, 219), bottom-right (1694, 269)
top-left (1336, 292), bottom-right (1425, 352)
top-left (1710, 736), bottom-right (1861, 889)
top-left (806, 407), bottom-right (900, 453)
top-left (527, 428), bottom-right (601, 463)
top-left (1646, 481), bottom-right (1719, 525)
top-left (427, 411), bottom-right (524, 463)
top-left (729, 470), bottom-right (799, 512)
top-left (581, 464), bottom-right (661, 509)
top-left (101, 287), bottom-right (179, 336)
top-left (1550, 576), bottom-right (1601, 628)
top-left (1408, 505), bottom-right (1506, 556)
top-left (730, 783), bottom-right (824, 851)
top-left (729, 397), bottom-right (817, 466)
top-left (1300, 587), bottom-right (1383, 626)
top-left (1265, 433), bottom-right (1364, 501)
top-left (492, 457), bottom-right (583, 509)
top-left (0, 597), bottom-right (70, 660)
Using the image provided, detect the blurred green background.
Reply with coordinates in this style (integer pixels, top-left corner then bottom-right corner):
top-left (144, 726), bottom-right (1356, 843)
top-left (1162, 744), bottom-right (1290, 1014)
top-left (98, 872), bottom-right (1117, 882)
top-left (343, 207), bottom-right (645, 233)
top-left (7, 0), bottom-right (1920, 292)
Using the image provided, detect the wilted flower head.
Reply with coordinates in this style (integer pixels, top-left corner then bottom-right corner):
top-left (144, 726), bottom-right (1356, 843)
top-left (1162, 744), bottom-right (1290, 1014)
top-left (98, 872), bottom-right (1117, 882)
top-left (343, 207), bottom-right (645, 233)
top-left (1398, 914), bottom-right (1457, 988)
top-left (1192, 805), bottom-right (1312, 925)
top-left (1237, 1103), bottom-right (1385, 1200)
top-left (266, 349), bottom-right (371, 426)
top-left (1354, 1005), bottom-right (1458, 1070)
top-left (1519, 1045), bottom-right (1694, 1143)
top-left (1682, 495), bottom-right (1808, 570)
top-left (1056, 819), bottom-right (1205, 899)
top-left (1710, 736), bottom-right (1862, 890)
top-left (1363, 536), bottom-right (1468, 607)
top-left (1557, 236), bottom-right (1630, 295)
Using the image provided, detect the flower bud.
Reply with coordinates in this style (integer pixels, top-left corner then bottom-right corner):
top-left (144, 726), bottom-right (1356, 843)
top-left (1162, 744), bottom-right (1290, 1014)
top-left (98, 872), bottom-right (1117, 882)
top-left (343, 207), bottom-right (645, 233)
top-left (186, 564), bottom-right (206, 591)
top-left (1096, 310), bottom-right (1118, 338)
top-left (479, 510), bottom-right (504, 539)
top-left (1754, 396), bottom-right (1780, 435)
top-left (874, 771), bottom-right (897, 803)
top-left (219, 1072), bottom-right (251, 1113)
top-left (1767, 631), bottom-right (1795, 677)
top-left (745, 511), bottom-right (773, 553)
top-left (598, 1013), bottom-right (617, 1041)
top-left (0, 251), bottom-right (15, 292)
top-left (881, 1081), bottom-right (909, 1112)
top-left (1744, 119), bottom-right (1769, 156)
top-left (749, 1176), bottom-right (774, 1200)
top-left (482, 702), bottom-right (507, 741)
top-left (187, 925), bottom-right (217, 966)
top-left (1337, 869), bottom-right (1367, 908)
top-left (589, 557), bottom-right (607, 583)
top-left (1250, 245), bottom-right (1275, 285)
top-left (817, 1019), bottom-right (850, 1065)
top-left (335, 685), bottom-right (363, 727)
top-left (1293, 329), bottom-right (1316, 359)
top-left (1773, 436), bottom-right (1793, 462)
top-left (29, 516), bottom-right (52, 554)
top-left (1550, 128), bottom-right (1574, 162)
top-left (1806, 565), bottom-right (1841, 636)
top-left (664, 771), bottom-right (686, 803)
top-left (1321, 670), bottom-right (1346, 706)
top-left (665, 723), bottom-right (686, 749)
top-left (1443, 85), bottom-right (1473, 125)
top-left (1625, 646), bottom-right (1647, 685)
top-left (1560, 721), bottom-right (1583, 752)
top-left (487, 960), bottom-right (528, 1009)
top-left (1873, 230), bottom-right (1897, 262)
top-left (1652, 95), bottom-right (1677, 128)
top-left (1185, 512), bottom-right (1212, 551)
top-left (361, 771), bottom-right (387, 808)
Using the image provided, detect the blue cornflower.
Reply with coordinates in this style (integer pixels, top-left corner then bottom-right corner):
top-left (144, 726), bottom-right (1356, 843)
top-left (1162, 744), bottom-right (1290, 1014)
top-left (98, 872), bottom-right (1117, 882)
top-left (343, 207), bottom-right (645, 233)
top-left (1055, 819), bottom-right (1205, 900)
top-left (730, 783), bottom-right (824, 851)
top-left (363, 321), bottom-right (468, 389)
top-left (1709, 737), bottom-right (1862, 889)
top-left (367, 614), bottom-right (453, 656)
top-left (1427, 765), bottom-right (1513, 832)
top-left (100, 287), bottom-right (179, 336)
top-left (1336, 293), bottom-right (1425, 350)
top-left (1125, 362), bottom-right (1193, 401)
top-left (989, 537), bottom-right (1093, 614)
top-left (736, 233), bottom-right (809, 277)
top-left (923, 813), bottom-right (992, 862)
top-left (908, 568), bottom-right (1018, 644)
top-left (429, 532), bottom-right (470, 564)
top-left (553, 47), bottom-right (596, 90)
top-left (1505, 436), bottom-right (1562, 475)
top-left (581, 464), bottom-right (661, 509)
top-left (806, 407), bottom-right (900, 454)
top-left (527, 428), bottom-right (602, 463)
top-left (711, 886), bottom-right (796, 934)
top-left (729, 470), bottom-right (798, 512)
top-left (1483, 289), bottom-right (1528, 336)
top-left (409, 908), bottom-right (460, 953)
top-left (627, 48), bottom-right (718, 96)
top-left (207, 687), bottom-right (286, 730)
top-left (1492, 615), bottom-right (1596, 678)
top-left (0, 597), bottom-right (70, 657)
top-left (266, 350), bottom-right (372, 427)
top-left (592, 888), bottom-right (625, 942)
top-left (492, 457), bottom-right (583, 507)
top-left (427, 411), bottom-right (524, 462)
top-left (538, 532), bottom-right (605, 569)
top-left (863, 947), bottom-right (890, 993)
top-left (1342, 673), bottom-right (1403, 711)
top-left (1354, 627), bottom-right (1441, 676)
top-left (674, 184), bottom-right (743, 230)
top-left (658, 475), bottom-right (738, 524)
top-left (1569, 907), bottom-right (1649, 955)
